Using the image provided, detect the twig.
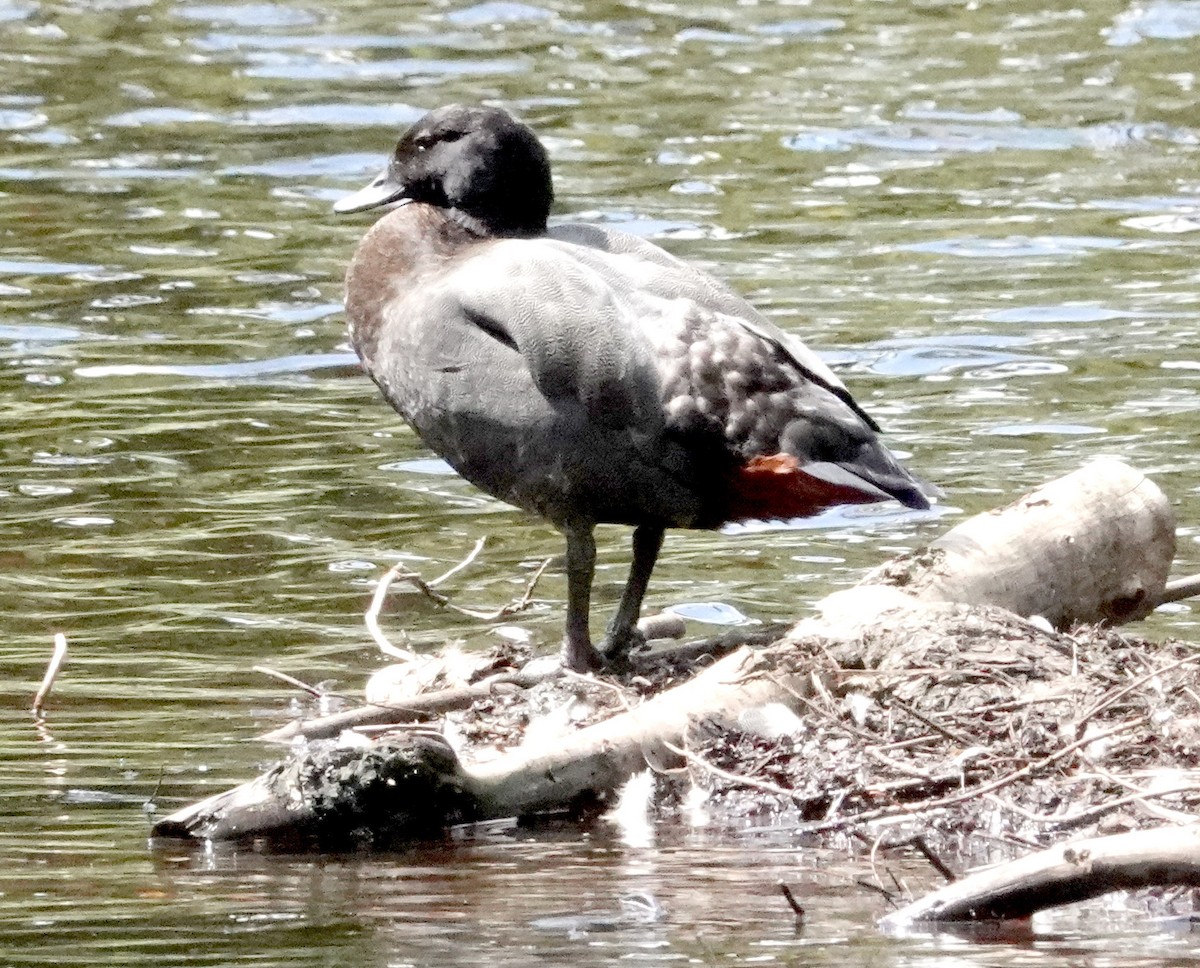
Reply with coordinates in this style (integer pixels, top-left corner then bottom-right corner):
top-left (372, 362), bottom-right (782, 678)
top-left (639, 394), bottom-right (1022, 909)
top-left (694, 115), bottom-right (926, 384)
top-left (32, 632), bottom-right (68, 719)
top-left (867, 833), bottom-right (896, 895)
top-left (778, 883), bottom-right (805, 920)
top-left (561, 668), bottom-right (637, 711)
top-left (144, 765), bottom-right (166, 818)
top-left (984, 787), bottom-right (1200, 831)
top-left (429, 537), bottom-right (486, 588)
top-left (858, 829), bottom-right (957, 889)
top-left (870, 734), bottom-right (939, 754)
top-left (259, 662), bottom-right (564, 743)
top-left (887, 696), bottom-right (976, 747)
top-left (365, 562), bottom-right (422, 661)
top-left (949, 692), bottom-right (1072, 721)
top-left (663, 740), bottom-right (824, 807)
top-left (252, 666), bottom-right (328, 699)
top-left (907, 835), bottom-right (958, 882)
top-left (368, 551), bottom-right (553, 657)
top-left (258, 631), bottom-right (761, 744)
top-left (1076, 653), bottom-right (1200, 729)
top-left (464, 556), bottom-right (552, 620)
top-left (797, 715), bottom-right (1150, 834)
top-left (860, 771), bottom-right (975, 799)
top-left (865, 747), bottom-right (940, 781)
top-left (1082, 765), bottom-right (1200, 826)
top-left (1151, 573), bottom-right (1200, 607)
top-left (855, 877), bottom-right (901, 905)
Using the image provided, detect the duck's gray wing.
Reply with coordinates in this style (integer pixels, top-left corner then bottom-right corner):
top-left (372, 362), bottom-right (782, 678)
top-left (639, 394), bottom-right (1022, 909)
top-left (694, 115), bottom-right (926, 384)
top-left (546, 223), bottom-right (879, 432)
top-left (440, 239), bottom-right (667, 433)
top-left (442, 238), bottom-right (928, 512)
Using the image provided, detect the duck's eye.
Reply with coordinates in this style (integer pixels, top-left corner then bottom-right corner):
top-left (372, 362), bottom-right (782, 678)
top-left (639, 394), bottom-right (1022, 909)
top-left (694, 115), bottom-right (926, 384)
top-left (412, 129), bottom-right (464, 152)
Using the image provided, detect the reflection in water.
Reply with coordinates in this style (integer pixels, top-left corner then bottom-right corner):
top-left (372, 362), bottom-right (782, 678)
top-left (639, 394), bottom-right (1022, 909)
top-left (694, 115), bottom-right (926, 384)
top-left (2, 0), bottom-right (1200, 964)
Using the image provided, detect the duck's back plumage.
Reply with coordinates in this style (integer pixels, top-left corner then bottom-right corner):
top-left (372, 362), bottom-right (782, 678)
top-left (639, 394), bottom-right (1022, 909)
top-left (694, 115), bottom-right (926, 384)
top-left (347, 206), bottom-right (927, 532)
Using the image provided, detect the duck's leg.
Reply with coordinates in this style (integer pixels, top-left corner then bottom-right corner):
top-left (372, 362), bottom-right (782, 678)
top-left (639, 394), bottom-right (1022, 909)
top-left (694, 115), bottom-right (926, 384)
top-left (600, 524), bottom-right (665, 661)
top-left (562, 524), bottom-right (603, 672)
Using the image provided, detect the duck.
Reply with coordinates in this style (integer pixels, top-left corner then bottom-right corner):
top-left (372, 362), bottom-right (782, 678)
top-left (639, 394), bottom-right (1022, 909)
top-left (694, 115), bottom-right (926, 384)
top-left (335, 104), bottom-right (933, 673)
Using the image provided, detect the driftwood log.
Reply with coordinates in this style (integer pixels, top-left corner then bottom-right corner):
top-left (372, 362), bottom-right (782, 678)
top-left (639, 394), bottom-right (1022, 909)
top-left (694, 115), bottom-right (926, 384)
top-left (859, 456), bottom-right (1175, 626)
top-left (881, 824), bottom-right (1200, 926)
top-left (154, 459), bottom-right (1187, 871)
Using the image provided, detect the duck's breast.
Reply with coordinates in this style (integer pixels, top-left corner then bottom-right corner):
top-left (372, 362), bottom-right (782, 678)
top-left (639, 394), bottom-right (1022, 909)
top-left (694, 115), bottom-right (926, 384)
top-left (349, 219), bottom-right (708, 527)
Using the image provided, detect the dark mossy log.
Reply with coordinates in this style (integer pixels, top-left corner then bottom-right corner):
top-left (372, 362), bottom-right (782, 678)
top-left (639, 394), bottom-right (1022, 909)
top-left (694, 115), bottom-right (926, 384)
top-left (880, 824), bottom-right (1200, 926)
top-left (152, 459), bottom-right (1179, 844)
top-left (152, 732), bottom-right (475, 844)
top-left (152, 647), bottom-right (800, 843)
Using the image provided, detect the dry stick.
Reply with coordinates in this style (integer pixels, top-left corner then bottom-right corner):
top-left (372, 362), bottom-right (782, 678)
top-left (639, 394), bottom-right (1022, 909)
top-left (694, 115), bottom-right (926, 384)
top-left (949, 692), bottom-right (1073, 722)
top-left (865, 747), bottom-right (941, 782)
top-left (870, 734), bottom-right (940, 754)
top-left (144, 764), bottom-right (166, 817)
top-left (1151, 573), bottom-right (1200, 607)
top-left (854, 876), bottom-right (901, 905)
top-left (864, 770), bottom-right (983, 799)
top-left (362, 538), bottom-right (502, 660)
top-left (1082, 763), bottom-right (1200, 826)
top-left (428, 537), bottom-right (486, 588)
top-left (260, 628), bottom-right (780, 744)
top-left (416, 550), bottom-right (551, 621)
top-left (366, 562), bottom-right (422, 661)
top-left (258, 663), bottom-right (565, 743)
top-left (1075, 652), bottom-right (1200, 729)
top-left (560, 668), bottom-right (637, 711)
top-left (662, 739), bottom-right (824, 807)
top-left (984, 786), bottom-right (1200, 831)
top-left (473, 556), bottom-right (552, 620)
top-left (31, 632), bottom-right (68, 718)
top-left (252, 666), bottom-right (328, 699)
top-left (887, 696), bottom-right (976, 747)
top-left (905, 835), bottom-right (958, 882)
top-left (797, 715), bottom-right (1150, 835)
top-left (365, 541), bottom-right (553, 660)
top-left (778, 883), bottom-right (805, 920)
top-left (867, 834), bottom-right (897, 896)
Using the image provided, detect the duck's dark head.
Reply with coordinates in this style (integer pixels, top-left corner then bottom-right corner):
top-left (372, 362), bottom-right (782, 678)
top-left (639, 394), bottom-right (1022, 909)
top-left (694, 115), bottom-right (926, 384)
top-left (333, 104), bottom-right (552, 238)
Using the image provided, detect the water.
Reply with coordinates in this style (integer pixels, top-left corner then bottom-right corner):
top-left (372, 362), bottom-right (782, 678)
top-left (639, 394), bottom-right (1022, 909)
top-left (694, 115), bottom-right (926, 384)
top-left (4, 0), bottom-right (1200, 963)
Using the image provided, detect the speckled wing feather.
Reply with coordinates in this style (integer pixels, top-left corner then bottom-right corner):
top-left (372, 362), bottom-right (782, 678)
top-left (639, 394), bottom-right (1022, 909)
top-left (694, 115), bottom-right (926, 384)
top-left (441, 225), bottom-right (924, 509)
top-left (545, 223), bottom-right (879, 431)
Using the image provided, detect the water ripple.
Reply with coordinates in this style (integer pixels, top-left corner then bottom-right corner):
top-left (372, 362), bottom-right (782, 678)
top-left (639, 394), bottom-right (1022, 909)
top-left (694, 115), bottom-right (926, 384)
top-left (897, 236), bottom-right (1137, 258)
top-left (74, 352), bottom-right (357, 380)
top-left (446, 2), bottom-right (555, 25)
top-left (244, 56), bottom-right (528, 82)
top-left (1106, 0), bottom-right (1200, 46)
top-left (784, 119), bottom-right (1197, 155)
top-left (174, 3), bottom-right (318, 28)
top-left (980, 423), bottom-right (1106, 437)
top-left (982, 305), bottom-right (1150, 325)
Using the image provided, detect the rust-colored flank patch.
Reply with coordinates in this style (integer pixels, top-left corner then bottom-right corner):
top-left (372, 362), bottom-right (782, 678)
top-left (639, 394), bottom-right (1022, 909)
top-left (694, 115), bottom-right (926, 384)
top-left (725, 453), bottom-right (880, 523)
